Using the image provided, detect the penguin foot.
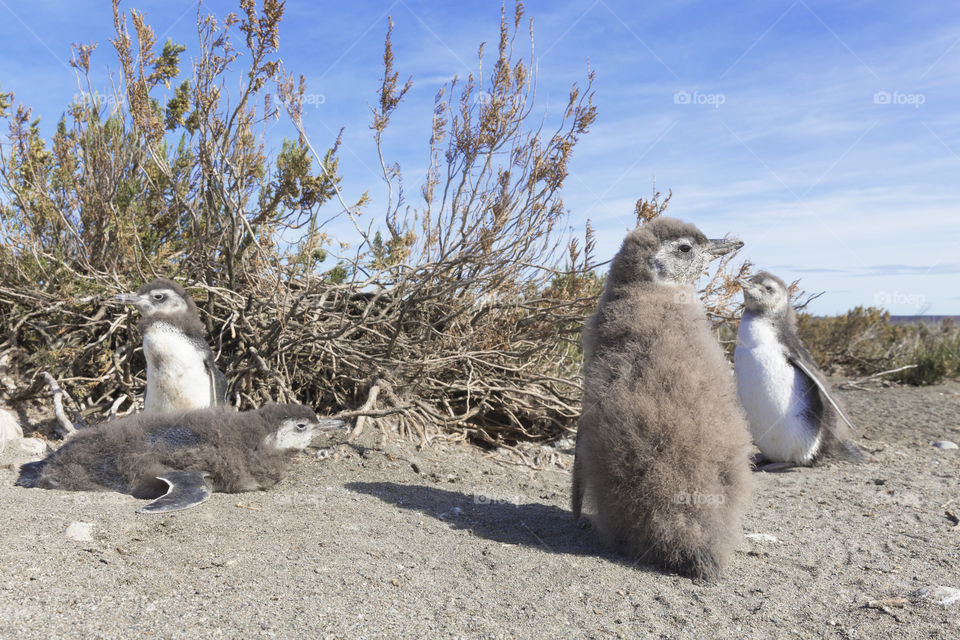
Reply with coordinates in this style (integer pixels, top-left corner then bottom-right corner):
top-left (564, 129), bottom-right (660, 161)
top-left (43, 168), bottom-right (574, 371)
top-left (675, 547), bottom-right (721, 582)
top-left (755, 461), bottom-right (798, 473)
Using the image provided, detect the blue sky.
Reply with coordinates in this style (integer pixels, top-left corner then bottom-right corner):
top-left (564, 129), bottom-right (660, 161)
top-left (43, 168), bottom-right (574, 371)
top-left (1, 1), bottom-right (957, 315)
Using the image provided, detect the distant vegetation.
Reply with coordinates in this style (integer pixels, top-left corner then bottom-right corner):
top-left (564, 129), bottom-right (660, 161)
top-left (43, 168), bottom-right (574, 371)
top-left (798, 308), bottom-right (960, 386)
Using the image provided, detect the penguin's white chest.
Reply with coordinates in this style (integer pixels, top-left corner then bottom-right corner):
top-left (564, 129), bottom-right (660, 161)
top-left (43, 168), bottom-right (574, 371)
top-left (734, 315), bottom-right (820, 463)
top-left (142, 323), bottom-right (212, 412)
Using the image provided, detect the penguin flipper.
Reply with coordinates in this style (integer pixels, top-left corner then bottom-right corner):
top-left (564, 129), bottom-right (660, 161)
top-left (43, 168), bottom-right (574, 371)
top-left (190, 335), bottom-right (229, 406)
top-left (137, 471), bottom-right (212, 514)
top-left (786, 355), bottom-right (857, 432)
top-left (204, 354), bottom-right (229, 406)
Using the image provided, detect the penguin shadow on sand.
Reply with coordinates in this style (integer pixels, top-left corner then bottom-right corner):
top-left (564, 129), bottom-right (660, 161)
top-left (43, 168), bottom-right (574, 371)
top-left (346, 481), bottom-right (636, 567)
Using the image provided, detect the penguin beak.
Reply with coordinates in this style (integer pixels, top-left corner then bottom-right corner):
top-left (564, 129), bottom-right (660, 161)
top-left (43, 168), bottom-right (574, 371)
top-left (113, 293), bottom-right (141, 305)
top-left (737, 278), bottom-right (761, 298)
top-left (316, 419), bottom-right (348, 431)
top-left (705, 237), bottom-right (743, 259)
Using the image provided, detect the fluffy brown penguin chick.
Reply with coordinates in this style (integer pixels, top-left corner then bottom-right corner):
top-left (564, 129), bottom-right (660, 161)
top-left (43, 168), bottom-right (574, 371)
top-left (15, 404), bottom-right (345, 513)
top-left (573, 217), bottom-right (754, 581)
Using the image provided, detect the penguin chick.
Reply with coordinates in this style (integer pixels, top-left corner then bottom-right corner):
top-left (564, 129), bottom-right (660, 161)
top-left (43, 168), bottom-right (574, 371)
top-left (115, 278), bottom-right (229, 411)
top-left (573, 217), bottom-right (753, 581)
top-left (15, 403), bottom-right (346, 513)
top-left (734, 271), bottom-right (863, 467)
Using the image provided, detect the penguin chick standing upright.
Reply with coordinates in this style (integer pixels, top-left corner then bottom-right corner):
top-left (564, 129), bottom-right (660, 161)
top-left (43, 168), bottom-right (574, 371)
top-left (735, 271), bottom-right (863, 467)
top-left (573, 217), bottom-right (753, 581)
top-left (15, 403), bottom-right (346, 513)
top-left (115, 278), bottom-right (229, 412)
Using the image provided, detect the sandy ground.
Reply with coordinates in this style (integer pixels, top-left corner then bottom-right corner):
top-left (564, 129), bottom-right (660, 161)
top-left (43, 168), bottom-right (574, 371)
top-left (1, 379), bottom-right (958, 639)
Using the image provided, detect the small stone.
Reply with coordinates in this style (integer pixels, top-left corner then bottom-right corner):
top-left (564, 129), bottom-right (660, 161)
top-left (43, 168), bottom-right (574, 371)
top-left (744, 533), bottom-right (782, 544)
top-left (65, 522), bottom-right (94, 542)
top-left (915, 586), bottom-right (960, 606)
top-left (0, 409), bottom-right (22, 448)
top-left (931, 440), bottom-right (958, 450)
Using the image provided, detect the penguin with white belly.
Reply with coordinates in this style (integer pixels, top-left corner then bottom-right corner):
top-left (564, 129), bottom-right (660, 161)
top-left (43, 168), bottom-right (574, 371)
top-left (735, 271), bottom-right (863, 469)
top-left (115, 278), bottom-right (229, 412)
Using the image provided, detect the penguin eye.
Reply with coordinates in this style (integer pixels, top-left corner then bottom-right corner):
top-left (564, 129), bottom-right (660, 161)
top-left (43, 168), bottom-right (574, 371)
top-left (153, 293), bottom-right (164, 301)
top-left (295, 422), bottom-right (307, 431)
top-left (764, 285), bottom-right (774, 292)
top-left (678, 244), bottom-right (692, 254)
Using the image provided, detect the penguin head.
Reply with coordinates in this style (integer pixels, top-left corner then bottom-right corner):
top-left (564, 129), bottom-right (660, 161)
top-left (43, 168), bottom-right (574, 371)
top-left (258, 403), bottom-right (346, 450)
top-left (609, 217), bottom-right (743, 288)
top-left (115, 278), bottom-right (198, 319)
top-left (739, 271), bottom-right (789, 314)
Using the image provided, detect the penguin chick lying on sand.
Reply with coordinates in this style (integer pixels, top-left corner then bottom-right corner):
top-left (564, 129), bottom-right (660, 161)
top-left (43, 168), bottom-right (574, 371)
top-left (573, 217), bottom-right (754, 581)
top-left (15, 404), bottom-right (345, 513)
top-left (735, 271), bottom-right (863, 468)
top-left (115, 278), bottom-right (229, 412)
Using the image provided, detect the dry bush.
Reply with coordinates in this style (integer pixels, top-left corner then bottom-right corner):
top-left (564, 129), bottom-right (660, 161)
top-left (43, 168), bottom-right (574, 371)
top-left (275, 4), bottom-right (600, 444)
top-left (0, 1), bottom-right (601, 445)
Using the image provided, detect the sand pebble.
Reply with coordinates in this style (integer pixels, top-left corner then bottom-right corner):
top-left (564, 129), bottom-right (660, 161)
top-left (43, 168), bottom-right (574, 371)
top-left (745, 533), bottom-right (782, 544)
top-left (915, 586), bottom-right (960, 606)
top-left (930, 440), bottom-right (958, 450)
top-left (65, 522), bottom-right (94, 542)
top-left (19, 437), bottom-right (47, 456)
